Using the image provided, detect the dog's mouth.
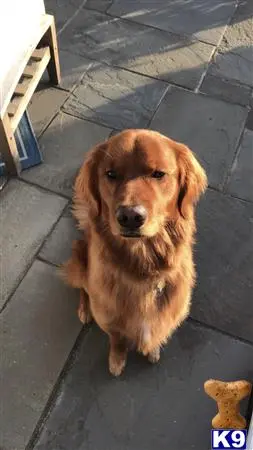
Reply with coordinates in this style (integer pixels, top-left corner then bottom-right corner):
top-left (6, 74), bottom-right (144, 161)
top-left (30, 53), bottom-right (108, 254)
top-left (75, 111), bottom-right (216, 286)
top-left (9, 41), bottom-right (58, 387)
top-left (120, 229), bottom-right (143, 238)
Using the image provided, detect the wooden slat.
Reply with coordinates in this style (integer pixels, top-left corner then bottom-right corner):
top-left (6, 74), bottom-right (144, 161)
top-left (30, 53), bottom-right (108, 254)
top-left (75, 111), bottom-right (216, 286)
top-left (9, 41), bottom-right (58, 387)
top-left (40, 17), bottom-right (61, 85)
top-left (7, 46), bottom-right (50, 131)
top-left (31, 47), bottom-right (47, 61)
top-left (23, 65), bottom-right (36, 78)
top-left (7, 97), bottom-right (20, 117)
top-left (0, 115), bottom-right (21, 175)
top-left (14, 78), bottom-right (30, 96)
top-left (0, 14), bottom-right (53, 118)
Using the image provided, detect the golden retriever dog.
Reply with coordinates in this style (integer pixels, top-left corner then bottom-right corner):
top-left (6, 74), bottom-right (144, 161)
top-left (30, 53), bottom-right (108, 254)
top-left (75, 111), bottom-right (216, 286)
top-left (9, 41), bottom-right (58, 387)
top-left (62, 129), bottom-right (207, 376)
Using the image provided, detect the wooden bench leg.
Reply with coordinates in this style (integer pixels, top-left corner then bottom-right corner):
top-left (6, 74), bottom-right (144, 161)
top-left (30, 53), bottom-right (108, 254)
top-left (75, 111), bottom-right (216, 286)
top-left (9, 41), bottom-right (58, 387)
top-left (42, 17), bottom-right (61, 85)
top-left (0, 115), bottom-right (21, 176)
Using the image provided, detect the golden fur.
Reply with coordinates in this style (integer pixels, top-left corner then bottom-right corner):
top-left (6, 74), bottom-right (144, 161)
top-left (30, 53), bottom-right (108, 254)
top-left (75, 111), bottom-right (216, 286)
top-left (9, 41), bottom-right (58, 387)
top-left (62, 129), bottom-right (207, 376)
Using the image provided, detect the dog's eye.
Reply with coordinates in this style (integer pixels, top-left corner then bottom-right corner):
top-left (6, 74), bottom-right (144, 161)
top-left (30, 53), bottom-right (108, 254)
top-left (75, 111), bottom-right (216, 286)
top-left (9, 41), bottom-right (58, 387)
top-left (151, 170), bottom-right (165, 179)
top-left (106, 170), bottom-right (117, 180)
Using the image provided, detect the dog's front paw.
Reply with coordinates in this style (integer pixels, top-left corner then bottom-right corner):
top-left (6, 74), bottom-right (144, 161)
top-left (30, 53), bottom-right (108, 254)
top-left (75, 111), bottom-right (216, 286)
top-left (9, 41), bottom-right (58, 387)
top-left (78, 305), bottom-right (92, 324)
top-left (109, 354), bottom-right (126, 377)
top-left (77, 294), bottom-right (92, 324)
top-left (147, 347), bottom-right (160, 364)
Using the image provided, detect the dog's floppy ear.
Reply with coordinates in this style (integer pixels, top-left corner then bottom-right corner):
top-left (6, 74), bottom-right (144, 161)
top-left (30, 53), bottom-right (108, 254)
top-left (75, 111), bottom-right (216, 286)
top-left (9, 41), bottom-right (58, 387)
top-left (73, 142), bottom-right (106, 228)
top-left (175, 142), bottom-right (207, 218)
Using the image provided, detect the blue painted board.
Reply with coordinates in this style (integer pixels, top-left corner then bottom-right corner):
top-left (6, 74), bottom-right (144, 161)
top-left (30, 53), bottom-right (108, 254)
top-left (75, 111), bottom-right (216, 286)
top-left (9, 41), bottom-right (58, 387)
top-left (0, 110), bottom-right (42, 175)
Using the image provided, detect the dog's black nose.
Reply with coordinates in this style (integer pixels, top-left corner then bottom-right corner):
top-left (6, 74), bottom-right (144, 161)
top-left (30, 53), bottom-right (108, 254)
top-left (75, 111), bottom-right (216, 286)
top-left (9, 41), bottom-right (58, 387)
top-left (116, 205), bottom-right (147, 230)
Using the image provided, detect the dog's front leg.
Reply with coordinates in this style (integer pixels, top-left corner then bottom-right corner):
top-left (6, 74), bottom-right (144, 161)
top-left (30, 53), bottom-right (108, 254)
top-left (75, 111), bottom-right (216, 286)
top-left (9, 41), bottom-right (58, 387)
top-left (78, 289), bottom-right (92, 324)
top-left (108, 332), bottom-right (127, 377)
top-left (147, 346), bottom-right (161, 364)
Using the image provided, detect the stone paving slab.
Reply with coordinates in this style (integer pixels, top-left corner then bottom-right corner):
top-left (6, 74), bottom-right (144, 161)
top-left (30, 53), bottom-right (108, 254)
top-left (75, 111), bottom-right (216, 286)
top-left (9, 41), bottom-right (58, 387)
top-left (85, 0), bottom-right (113, 12)
top-left (246, 108), bottom-right (253, 130)
top-left (44, 0), bottom-right (85, 33)
top-left (200, 73), bottom-right (252, 106)
top-left (59, 8), bottom-right (214, 90)
top-left (225, 129), bottom-right (253, 202)
top-left (0, 260), bottom-right (81, 450)
top-left (63, 62), bottom-right (169, 129)
top-left (207, 0), bottom-right (253, 88)
top-left (39, 206), bottom-right (81, 266)
top-left (193, 189), bottom-right (253, 343)
top-left (209, 50), bottom-right (253, 88)
top-left (220, 0), bottom-right (253, 53)
top-left (234, 0), bottom-right (253, 22)
top-left (34, 323), bottom-right (253, 450)
top-left (21, 112), bottom-right (111, 198)
top-left (107, 0), bottom-right (237, 45)
top-left (42, 50), bottom-right (93, 92)
top-left (150, 85), bottom-right (248, 189)
top-left (0, 180), bottom-right (67, 310)
top-left (28, 87), bottom-right (69, 137)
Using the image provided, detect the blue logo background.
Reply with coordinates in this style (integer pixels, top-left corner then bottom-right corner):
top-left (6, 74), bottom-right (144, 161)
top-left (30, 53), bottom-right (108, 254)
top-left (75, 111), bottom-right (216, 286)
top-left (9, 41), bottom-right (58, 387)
top-left (211, 429), bottom-right (247, 449)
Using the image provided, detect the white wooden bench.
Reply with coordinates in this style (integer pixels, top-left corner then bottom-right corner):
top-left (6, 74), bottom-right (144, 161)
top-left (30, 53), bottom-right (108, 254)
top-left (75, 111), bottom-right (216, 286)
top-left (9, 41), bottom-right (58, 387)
top-left (0, 1), bottom-right (60, 175)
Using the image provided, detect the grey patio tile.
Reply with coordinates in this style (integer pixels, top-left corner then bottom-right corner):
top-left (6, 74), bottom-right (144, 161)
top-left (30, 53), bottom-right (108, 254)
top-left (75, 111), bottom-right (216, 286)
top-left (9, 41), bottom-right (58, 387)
top-left (225, 129), bottom-right (253, 202)
top-left (28, 87), bottom-right (69, 137)
top-left (150, 85), bottom-right (248, 189)
top-left (246, 108), bottom-right (253, 131)
top-left (63, 62), bottom-right (169, 129)
top-left (220, 0), bottom-right (253, 50)
top-left (0, 180), bottom-right (67, 310)
top-left (200, 72), bottom-right (252, 106)
top-left (39, 206), bottom-right (81, 266)
top-left (44, 0), bottom-right (84, 33)
top-left (42, 50), bottom-right (93, 92)
top-left (193, 189), bottom-right (253, 342)
top-left (107, 0), bottom-right (237, 45)
top-left (59, 9), bottom-right (214, 90)
top-left (0, 260), bottom-right (82, 450)
top-left (21, 112), bottom-right (111, 197)
top-left (250, 91), bottom-right (253, 108)
top-left (208, 0), bottom-right (253, 87)
top-left (109, 129), bottom-right (120, 137)
top-left (233, 0), bottom-right (253, 22)
top-left (209, 50), bottom-right (253, 88)
top-left (34, 323), bottom-right (253, 450)
top-left (85, 0), bottom-right (113, 12)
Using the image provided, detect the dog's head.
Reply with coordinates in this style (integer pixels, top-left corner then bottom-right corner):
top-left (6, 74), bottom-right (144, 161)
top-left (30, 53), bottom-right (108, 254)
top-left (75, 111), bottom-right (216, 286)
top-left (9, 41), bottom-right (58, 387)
top-left (74, 129), bottom-right (207, 239)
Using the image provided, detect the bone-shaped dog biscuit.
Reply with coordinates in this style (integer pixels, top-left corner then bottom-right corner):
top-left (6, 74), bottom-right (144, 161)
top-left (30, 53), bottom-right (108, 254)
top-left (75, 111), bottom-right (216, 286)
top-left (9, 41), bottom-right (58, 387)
top-left (204, 379), bottom-right (252, 429)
